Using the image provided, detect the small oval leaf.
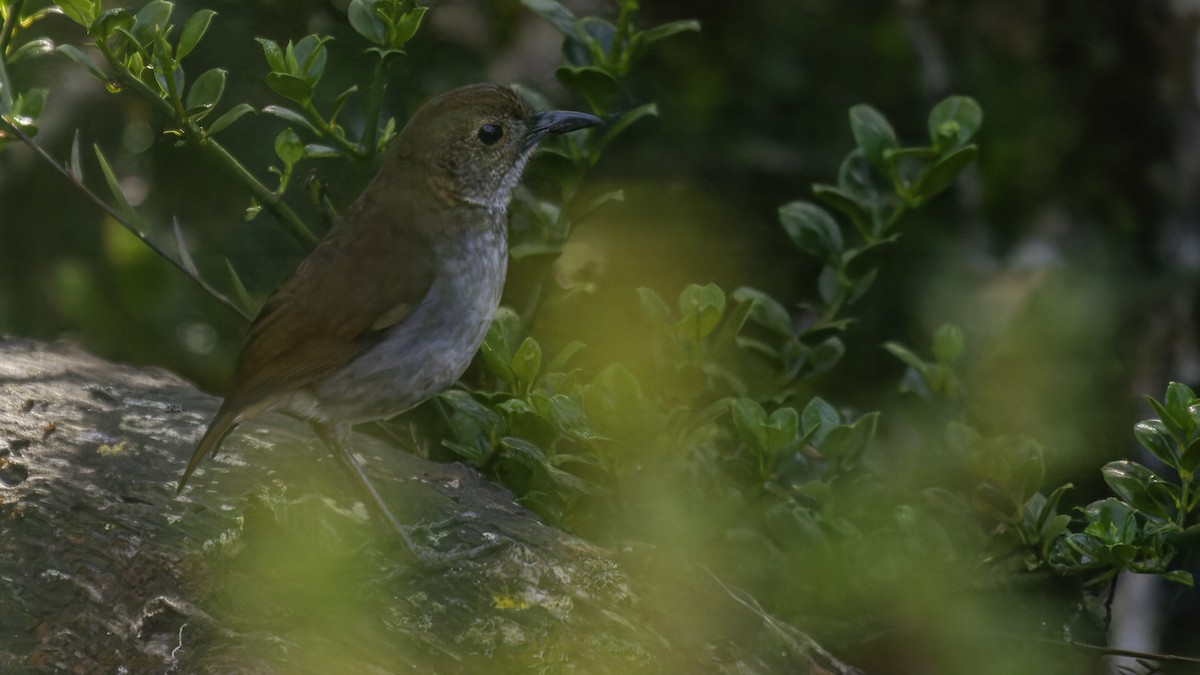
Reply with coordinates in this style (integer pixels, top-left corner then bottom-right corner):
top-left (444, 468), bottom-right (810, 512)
top-left (177, 9), bottom-right (216, 60)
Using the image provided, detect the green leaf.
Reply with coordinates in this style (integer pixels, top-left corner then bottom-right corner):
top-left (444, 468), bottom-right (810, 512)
top-left (91, 8), bottom-right (135, 40)
top-left (677, 283), bottom-right (725, 340)
top-left (222, 259), bottom-right (256, 314)
top-left (0, 84), bottom-right (42, 130)
top-left (817, 265), bottom-right (840, 306)
top-left (132, 0), bottom-right (174, 45)
top-left (731, 287), bottom-right (794, 338)
top-left (303, 143), bottom-right (339, 159)
top-left (184, 67), bottom-right (226, 118)
top-left (521, 0), bottom-right (578, 37)
top-left (595, 102), bottom-right (655, 150)
top-left (1164, 570), bottom-right (1194, 587)
top-left (801, 396), bottom-right (839, 446)
top-left (731, 397), bottom-right (768, 453)
top-left (1164, 381), bottom-right (1198, 434)
top-left (545, 463), bottom-right (603, 496)
top-left (884, 341), bottom-right (934, 389)
top-left (68, 129), bottom-right (83, 181)
top-left (388, 6), bottom-right (428, 50)
top-left (9, 38), bottom-right (55, 64)
top-left (928, 95), bottom-right (983, 146)
top-left (822, 411), bottom-right (877, 469)
top-left (555, 65), bottom-right (619, 112)
top-left (547, 341), bottom-right (586, 373)
top-left (57, 44), bottom-right (107, 81)
top-left (256, 37), bottom-right (286, 73)
top-left (171, 217), bottom-right (198, 276)
top-left (911, 145), bottom-right (976, 204)
top-left (709, 292), bottom-right (755, 353)
top-left (266, 72), bottom-right (313, 103)
top-left (571, 189), bottom-right (624, 222)
top-left (348, 0), bottom-right (387, 45)
top-left (803, 336), bottom-right (846, 377)
top-left (176, 9), bottom-right (216, 60)
top-left (1133, 419), bottom-right (1180, 468)
top-left (206, 102), bottom-right (255, 135)
top-left (480, 311), bottom-right (519, 385)
top-left (261, 105), bottom-right (320, 135)
top-left (779, 201), bottom-right (843, 263)
top-left (849, 104), bottom-right (898, 169)
top-left (56, 0), bottom-right (97, 26)
top-left (932, 323), bottom-right (964, 365)
top-left (291, 34), bottom-right (330, 83)
top-left (499, 436), bottom-right (550, 471)
top-left (1101, 460), bottom-right (1176, 521)
top-left (1036, 483), bottom-right (1073, 532)
top-left (636, 287), bottom-right (672, 324)
top-left (765, 406), bottom-right (799, 454)
top-left (640, 19), bottom-right (701, 46)
top-left (1041, 513), bottom-right (1071, 550)
top-left (837, 150), bottom-right (880, 208)
top-left (273, 128), bottom-right (305, 167)
top-left (510, 337), bottom-right (543, 392)
top-left (92, 145), bottom-right (136, 221)
top-left (329, 85), bottom-right (359, 125)
top-left (813, 183), bottom-right (869, 225)
top-left (841, 267), bottom-right (878, 306)
top-left (151, 57), bottom-right (185, 101)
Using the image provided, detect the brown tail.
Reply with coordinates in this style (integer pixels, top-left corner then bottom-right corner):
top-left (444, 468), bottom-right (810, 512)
top-left (177, 402), bottom-right (241, 493)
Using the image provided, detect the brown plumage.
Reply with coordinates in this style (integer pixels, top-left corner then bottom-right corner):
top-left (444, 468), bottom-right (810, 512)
top-left (178, 84), bottom-right (600, 552)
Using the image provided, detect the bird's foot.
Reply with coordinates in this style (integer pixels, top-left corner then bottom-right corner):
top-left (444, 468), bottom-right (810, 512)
top-left (396, 512), bottom-right (511, 567)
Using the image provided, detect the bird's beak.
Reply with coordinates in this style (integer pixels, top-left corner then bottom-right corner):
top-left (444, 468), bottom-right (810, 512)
top-left (525, 110), bottom-right (604, 148)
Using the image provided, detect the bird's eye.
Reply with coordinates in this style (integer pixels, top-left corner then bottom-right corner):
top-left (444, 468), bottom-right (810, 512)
top-left (477, 123), bottom-right (504, 146)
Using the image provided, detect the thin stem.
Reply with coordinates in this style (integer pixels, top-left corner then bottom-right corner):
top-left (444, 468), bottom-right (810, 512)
top-left (361, 55), bottom-right (387, 155)
top-left (1178, 476), bottom-right (1191, 529)
top-left (0, 115), bottom-right (253, 323)
top-left (97, 42), bottom-right (318, 245)
top-left (882, 202), bottom-right (910, 234)
top-left (196, 133), bottom-right (318, 245)
top-left (301, 100), bottom-right (364, 160)
top-left (0, 0), bottom-right (27, 58)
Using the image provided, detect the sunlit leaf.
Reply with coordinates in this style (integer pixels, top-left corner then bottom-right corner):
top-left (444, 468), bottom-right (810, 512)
top-left (185, 67), bottom-right (226, 118)
top-left (176, 9), bottom-right (216, 60)
top-left (206, 103), bottom-right (255, 135)
top-left (57, 44), bottom-right (107, 81)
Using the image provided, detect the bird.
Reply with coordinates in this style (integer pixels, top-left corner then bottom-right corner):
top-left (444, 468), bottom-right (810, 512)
top-left (177, 83), bottom-right (601, 556)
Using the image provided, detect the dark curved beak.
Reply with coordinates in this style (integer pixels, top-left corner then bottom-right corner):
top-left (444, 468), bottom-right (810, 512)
top-left (525, 110), bottom-right (604, 148)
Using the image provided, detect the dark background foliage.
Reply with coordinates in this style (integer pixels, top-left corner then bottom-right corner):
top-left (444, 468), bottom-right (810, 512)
top-left (4, 0), bottom-right (1200, 671)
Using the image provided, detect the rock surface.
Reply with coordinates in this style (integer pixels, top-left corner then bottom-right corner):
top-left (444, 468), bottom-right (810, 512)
top-left (0, 336), bottom-right (862, 674)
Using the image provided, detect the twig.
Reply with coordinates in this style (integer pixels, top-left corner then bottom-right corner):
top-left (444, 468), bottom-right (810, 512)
top-left (1028, 634), bottom-right (1200, 665)
top-left (0, 115), bottom-right (253, 323)
top-left (0, 0), bottom-right (27, 58)
top-left (699, 564), bottom-right (865, 675)
top-left (93, 42), bottom-right (319, 247)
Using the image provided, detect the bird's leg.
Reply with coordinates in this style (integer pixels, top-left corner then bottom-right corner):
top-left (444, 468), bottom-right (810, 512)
top-left (310, 421), bottom-right (420, 553)
top-left (310, 421), bottom-right (506, 566)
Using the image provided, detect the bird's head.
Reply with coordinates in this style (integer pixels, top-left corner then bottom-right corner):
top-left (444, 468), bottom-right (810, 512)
top-left (391, 83), bottom-right (602, 211)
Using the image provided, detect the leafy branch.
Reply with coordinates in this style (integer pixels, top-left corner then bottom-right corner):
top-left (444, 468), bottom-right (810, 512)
top-left (53, 0), bottom-right (319, 244)
top-left (0, 115), bottom-right (252, 321)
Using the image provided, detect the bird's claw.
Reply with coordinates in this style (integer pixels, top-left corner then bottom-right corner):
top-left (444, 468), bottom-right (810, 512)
top-left (396, 514), bottom-right (511, 567)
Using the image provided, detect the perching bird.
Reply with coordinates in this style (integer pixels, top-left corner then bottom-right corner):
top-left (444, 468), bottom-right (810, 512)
top-left (177, 83), bottom-right (601, 555)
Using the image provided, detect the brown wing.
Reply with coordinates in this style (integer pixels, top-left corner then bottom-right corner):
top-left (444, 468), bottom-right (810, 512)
top-left (230, 205), bottom-right (435, 408)
top-left (178, 201), bottom-right (434, 492)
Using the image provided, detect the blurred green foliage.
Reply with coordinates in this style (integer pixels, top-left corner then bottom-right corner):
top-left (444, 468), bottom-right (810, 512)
top-left (4, 0), bottom-right (1200, 672)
